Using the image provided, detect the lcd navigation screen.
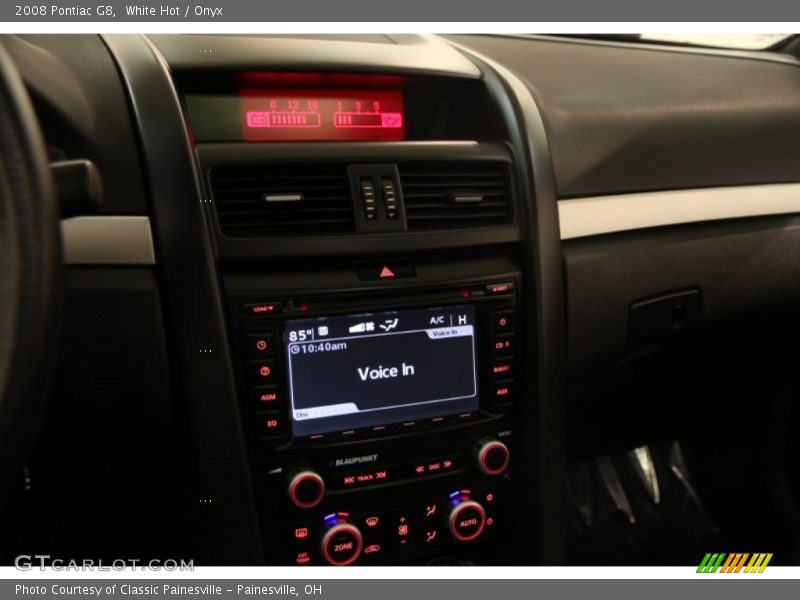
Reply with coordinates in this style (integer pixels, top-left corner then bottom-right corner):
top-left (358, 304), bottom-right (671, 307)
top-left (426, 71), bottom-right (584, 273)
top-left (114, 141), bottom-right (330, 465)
top-left (285, 306), bottom-right (478, 437)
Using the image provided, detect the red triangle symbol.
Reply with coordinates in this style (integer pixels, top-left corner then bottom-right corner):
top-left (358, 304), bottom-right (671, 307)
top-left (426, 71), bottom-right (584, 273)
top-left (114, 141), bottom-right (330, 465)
top-left (379, 266), bottom-right (395, 278)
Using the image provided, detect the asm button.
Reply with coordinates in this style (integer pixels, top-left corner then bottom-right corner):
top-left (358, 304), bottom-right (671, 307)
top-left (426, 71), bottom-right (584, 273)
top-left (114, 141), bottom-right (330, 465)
top-left (253, 386), bottom-right (282, 407)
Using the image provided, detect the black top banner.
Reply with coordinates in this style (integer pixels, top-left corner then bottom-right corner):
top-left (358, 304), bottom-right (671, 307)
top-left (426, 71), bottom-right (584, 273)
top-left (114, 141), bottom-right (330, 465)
top-left (2, 0), bottom-right (800, 22)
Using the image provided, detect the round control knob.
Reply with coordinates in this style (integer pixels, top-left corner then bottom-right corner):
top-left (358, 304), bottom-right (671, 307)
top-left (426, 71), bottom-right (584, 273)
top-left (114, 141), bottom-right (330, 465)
top-left (321, 522), bottom-right (363, 566)
top-left (287, 470), bottom-right (325, 509)
top-left (474, 438), bottom-right (510, 476)
top-left (448, 498), bottom-right (487, 542)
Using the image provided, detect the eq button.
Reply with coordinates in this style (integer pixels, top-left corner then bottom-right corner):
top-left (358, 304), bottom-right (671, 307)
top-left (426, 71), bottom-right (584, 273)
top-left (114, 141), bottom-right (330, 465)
top-left (255, 412), bottom-right (286, 438)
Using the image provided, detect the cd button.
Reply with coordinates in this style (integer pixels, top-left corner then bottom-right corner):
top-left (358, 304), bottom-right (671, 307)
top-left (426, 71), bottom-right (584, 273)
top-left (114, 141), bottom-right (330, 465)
top-left (492, 334), bottom-right (515, 358)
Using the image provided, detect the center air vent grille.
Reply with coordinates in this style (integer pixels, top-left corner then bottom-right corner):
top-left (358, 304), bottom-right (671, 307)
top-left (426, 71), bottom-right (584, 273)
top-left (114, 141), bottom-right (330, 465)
top-left (209, 163), bottom-right (355, 237)
top-left (398, 161), bottom-right (514, 230)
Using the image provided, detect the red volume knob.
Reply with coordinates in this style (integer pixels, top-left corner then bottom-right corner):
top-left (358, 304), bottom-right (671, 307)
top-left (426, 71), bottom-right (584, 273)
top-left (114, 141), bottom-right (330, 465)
top-left (287, 470), bottom-right (325, 509)
top-left (474, 439), bottom-right (510, 476)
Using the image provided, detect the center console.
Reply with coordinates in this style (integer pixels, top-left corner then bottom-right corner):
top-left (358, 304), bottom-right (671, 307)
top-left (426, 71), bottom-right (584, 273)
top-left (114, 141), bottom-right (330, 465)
top-left (107, 32), bottom-right (562, 566)
top-left (227, 275), bottom-right (520, 564)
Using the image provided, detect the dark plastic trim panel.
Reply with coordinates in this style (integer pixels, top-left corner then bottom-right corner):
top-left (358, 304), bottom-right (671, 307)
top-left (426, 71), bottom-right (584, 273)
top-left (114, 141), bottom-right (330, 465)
top-left (102, 34), bottom-right (263, 565)
top-left (147, 34), bottom-right (482, 79)
top-left (445, 38), bottom-right (568, 565)
top-left (448, 35), bottom-right (800, 199)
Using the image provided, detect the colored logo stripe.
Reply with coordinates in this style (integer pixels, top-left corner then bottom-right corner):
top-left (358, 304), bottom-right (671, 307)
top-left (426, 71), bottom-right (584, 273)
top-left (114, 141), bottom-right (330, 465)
top-left (697, 553), bottom-right (773, 573)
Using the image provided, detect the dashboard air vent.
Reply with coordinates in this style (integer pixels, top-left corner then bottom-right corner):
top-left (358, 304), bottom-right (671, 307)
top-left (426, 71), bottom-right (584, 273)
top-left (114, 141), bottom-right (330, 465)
top-left (209, 163), bottom-right (354, 237)
top-left (398, 161), bottom-right (514, 230)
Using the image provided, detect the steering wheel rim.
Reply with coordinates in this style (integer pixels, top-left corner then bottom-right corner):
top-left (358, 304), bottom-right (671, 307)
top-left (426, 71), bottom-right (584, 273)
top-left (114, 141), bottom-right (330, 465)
top-left (0, 39), bottom-right (61, 510)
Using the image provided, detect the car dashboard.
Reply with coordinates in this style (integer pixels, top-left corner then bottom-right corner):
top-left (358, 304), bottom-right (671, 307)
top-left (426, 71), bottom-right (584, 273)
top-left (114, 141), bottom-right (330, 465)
top-left (3, 33), bottom-right (800, 567)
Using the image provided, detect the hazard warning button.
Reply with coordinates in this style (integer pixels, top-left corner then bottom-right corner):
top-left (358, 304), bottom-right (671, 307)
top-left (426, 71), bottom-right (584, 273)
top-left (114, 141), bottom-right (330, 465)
top-left (355, 261), bottom-right (416, 281)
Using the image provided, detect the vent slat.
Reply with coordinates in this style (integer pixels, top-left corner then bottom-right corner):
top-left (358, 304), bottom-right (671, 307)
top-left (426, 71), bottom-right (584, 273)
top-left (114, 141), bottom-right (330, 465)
top-left (398, 161), bottom-right (513, 230)
top-left (210, 163), bottom-right (354, 237)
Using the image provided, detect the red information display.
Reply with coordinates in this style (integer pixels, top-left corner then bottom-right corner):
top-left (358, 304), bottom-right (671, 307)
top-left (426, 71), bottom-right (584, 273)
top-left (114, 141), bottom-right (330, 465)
top-left (240, 88), bottom-right (405, 142)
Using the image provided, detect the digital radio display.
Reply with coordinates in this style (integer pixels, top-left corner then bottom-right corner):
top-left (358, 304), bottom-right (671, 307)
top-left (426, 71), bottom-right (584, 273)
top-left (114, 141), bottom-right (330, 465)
top-left (285, 306), bottom-right (478, 436)
top-left (240, 89), bottom-right (405, 142)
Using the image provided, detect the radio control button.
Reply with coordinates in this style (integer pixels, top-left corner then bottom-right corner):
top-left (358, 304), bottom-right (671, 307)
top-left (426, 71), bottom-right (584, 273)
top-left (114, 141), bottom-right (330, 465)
top-left (321, 522), bottom-right (363, 566)
top-left (249, 360), bottom-right (278, 384)
top-left (491, 381), bottom-right (514, 404)
top-left (256, 412), bottom-right (287, 438)
top-left (474, 439), bottom-right (510, 476)
top-left (448, 499), bottom-right (487, 543)
top-left (492, 334), bottom-right (515, 358)
top-left (243, 301), bottom-right (283, 316)
top-left (486, 282), bottom-right (515, 296)
top-left (405, 454), bottom-right (461, 478)
top-left (493, 310), bottom-right (516, 332)
top-left (246, 333), bottom-right (276, 357)
top-left (252, 386), bottom-right (282, 407)
top-left (287, 470), bottom-right (325, 509)
top-left (491, 359), bottom-right (514, 379)
top-left (331, 465), bottom-right (394, 490)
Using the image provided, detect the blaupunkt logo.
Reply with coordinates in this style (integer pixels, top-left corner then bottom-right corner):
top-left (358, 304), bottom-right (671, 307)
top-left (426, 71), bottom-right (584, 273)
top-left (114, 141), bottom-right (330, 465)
top-left (697, 553), bottom-right (773, 573)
